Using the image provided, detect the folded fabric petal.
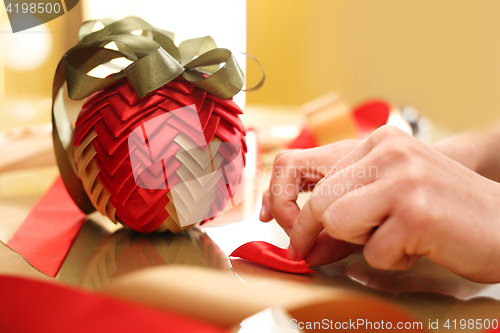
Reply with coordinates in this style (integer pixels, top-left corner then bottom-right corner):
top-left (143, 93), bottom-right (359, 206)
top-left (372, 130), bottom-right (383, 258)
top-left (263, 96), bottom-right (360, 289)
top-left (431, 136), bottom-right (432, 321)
top-left (230, 241), bottom-right (315, 274)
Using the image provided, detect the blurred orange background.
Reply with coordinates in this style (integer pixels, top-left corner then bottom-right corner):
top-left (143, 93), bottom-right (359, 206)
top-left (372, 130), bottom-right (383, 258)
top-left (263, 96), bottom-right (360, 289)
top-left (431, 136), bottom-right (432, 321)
top-left (246, 0), bottom-right (500, 132)
top-left (2, 0), bottom-right (500, 130)
top-left (1, 0), bottom-right (500, 196)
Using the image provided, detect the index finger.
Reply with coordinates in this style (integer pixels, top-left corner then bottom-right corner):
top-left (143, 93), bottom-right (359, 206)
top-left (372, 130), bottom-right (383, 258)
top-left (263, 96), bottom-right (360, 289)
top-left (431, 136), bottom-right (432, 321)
top-left (264, 141), bottom-right (361, 233)
top-left (288, 200), bottom-right (324, 260)
top-left (263, 150), bottom-right (303, 233)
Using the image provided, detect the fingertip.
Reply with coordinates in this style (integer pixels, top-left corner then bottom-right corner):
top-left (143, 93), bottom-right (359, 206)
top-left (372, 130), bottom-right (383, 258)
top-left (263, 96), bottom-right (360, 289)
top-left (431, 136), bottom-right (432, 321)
top-left (259, 204), bottom-right (268, 222)
top-left (303, 233), bottom-right (361, 267)
top-left (288, 201), bottom-right (323, 261)
top-left (287, 243), bottom-right (297, 260)
top-left (259, 209), bottom-right (274, 222)
top-left (259, 191), bottom-right (273, 222)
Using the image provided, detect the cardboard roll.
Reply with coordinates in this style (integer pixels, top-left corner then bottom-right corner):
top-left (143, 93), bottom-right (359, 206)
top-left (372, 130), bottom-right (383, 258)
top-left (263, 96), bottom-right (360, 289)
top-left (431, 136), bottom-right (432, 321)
top-left (73, 77), bottom-right (247, 233)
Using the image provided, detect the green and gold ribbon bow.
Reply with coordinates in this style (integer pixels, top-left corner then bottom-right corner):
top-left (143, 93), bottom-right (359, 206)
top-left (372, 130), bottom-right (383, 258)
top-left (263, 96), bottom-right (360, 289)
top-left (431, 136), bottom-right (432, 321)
top-left (52, 16), bottom-right (262, 214)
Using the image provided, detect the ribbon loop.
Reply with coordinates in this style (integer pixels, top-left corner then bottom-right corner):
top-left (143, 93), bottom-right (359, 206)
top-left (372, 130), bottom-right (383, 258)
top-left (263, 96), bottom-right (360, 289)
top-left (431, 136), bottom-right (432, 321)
top-left (178, 36), bottom-right (219, 74)
top-left (79, 17), bottom-right (156, 45)
top-left (125, 48), bottom-right (185, 98)
top-left (64, 16), bottom-right (248, 100)
top-left (182, 49), bottom-right (244, 99)
top-left (78, 18), bottom-right (116, 41)
top-left (64, 47), bottom-right (127, 100)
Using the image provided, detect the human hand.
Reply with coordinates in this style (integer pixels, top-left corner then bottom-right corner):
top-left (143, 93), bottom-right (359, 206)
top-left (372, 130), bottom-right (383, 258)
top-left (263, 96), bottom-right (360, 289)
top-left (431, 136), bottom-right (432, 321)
top-left (259, 139), bottom-right (363, 265)
top-left (288, 125), bottom-right (500, 283)
top-left (259, 140), bottom-right (361, 235)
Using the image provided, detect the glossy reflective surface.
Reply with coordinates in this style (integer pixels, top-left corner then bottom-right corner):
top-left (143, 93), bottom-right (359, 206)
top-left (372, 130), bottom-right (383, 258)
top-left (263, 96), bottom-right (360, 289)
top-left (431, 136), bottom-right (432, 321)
top-left (3, 122), bottom-right (500, 332)
top-left (56, 207), bottom-right (500, 332)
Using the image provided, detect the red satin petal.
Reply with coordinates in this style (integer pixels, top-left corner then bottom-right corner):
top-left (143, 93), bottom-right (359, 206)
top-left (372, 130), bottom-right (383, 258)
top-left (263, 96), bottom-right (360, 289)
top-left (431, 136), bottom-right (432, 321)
top-left (230, 241), bottom-right (315, 274)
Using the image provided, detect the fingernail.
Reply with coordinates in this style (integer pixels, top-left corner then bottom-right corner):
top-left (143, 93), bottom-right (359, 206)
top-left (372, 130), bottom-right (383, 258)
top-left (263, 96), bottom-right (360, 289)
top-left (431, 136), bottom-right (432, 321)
top-left (259, 205), bottom-right (267, 221)
top-left (288, 244), bottom-right (297, 260)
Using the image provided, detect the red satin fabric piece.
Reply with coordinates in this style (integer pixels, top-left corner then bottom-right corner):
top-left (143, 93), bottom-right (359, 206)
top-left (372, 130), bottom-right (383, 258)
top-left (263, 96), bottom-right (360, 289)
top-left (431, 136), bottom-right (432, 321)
top-left (7, 177), bottom-right (86, 277)
top-left (0, 275), bottom-right (228, 333)
top-left (230, 241), bottom-right (315, 274)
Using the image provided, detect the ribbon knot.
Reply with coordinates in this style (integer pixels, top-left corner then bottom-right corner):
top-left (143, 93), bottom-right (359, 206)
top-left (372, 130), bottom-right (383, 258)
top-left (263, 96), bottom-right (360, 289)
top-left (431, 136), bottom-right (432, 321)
top-left (63, 16), bottom-right (246, 101)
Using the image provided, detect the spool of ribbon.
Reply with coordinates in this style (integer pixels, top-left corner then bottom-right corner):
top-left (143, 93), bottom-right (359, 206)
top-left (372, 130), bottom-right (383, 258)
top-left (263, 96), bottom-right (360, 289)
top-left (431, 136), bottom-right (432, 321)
top-left (52, 16), bottom-right (263, 217)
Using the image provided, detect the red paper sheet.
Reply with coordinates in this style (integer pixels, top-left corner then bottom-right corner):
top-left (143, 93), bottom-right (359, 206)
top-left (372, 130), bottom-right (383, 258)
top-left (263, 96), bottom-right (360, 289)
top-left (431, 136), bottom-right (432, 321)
top-left (7, 177), bottom-right (86, 277)
top-left (0, 274), bottom-right (228, 333)
top-left (230, 241), bottom-right (315, 274)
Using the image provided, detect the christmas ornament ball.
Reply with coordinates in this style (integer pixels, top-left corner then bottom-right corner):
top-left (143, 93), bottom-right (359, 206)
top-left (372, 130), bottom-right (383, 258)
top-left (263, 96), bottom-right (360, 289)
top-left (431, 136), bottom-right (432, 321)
top-left (72, 77), bottom-right (246, 233)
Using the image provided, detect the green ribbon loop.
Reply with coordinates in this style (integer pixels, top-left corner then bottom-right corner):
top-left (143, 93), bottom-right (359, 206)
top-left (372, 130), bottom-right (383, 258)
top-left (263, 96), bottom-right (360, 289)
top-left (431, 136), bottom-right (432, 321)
top-left (125, 48), bottom-right (185, 98)
top-left (65, 16), bottom-right (245, 100)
